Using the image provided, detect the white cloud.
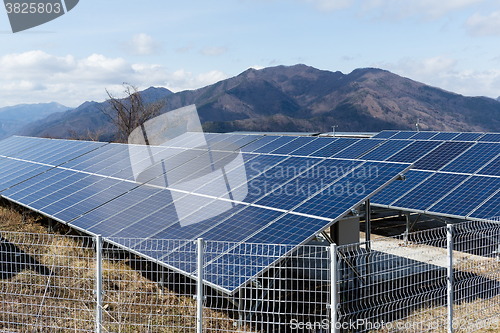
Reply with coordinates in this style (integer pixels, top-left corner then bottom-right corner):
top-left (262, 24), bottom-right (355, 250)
top-left (303, 0), bottom-right (353, 11)
top-left (249, 65), bottom-right (265, 70)
top-left (465, 11), bottom-right (500, 36)
top-left (295, 0), bottom-right (487, 20)
top-left (0, 51), bottom-right (228, 107)
top-left (121, 33), bottom-right (162, 56)
top-left (376, 55), bottom-right (500, 98)
top-left (200, 46), bottom-right (228, 56)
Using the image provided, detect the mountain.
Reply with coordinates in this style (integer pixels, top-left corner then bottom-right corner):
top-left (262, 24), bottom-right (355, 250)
top-left (497, 96), bottom-right (500, 102)
top-left (18, 87), bottom-right (173, 141)
top-left (17, 65), bottom-right (500, 139)
top-left (0, 102), bottom-right (71, 139)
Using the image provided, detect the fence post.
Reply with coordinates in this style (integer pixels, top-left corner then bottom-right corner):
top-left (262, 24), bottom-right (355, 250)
top-left (95, 235), bottom-right (103, 333)
top-left (447, 224), bottom-right (454, 333)
top-left (196, 238), bottom-right (204, 333)
top-left (330, 243), bottom-right (338, 333)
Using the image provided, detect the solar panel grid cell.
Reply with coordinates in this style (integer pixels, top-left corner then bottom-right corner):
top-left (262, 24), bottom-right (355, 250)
top-left (440, 142), bottom-right (500, 174)
top-left (387, 140), bottom-right (442, 163)
top-left (390, 131), bottom-right (417, 139)
top-left (371, 130), bottom-right (399, 139)
top-left (289, 137), bottom-right (337, 156)
top-left (392, 172), bottom-right (469, 211)
top-left (358, 139), bottom-right (412, 161)
top-left (478, 133), bottom-right (500, 142)
top-left (309, 138), bottom-right (359, 158)
top-left (292, 161), bottom-right (411, 219)
top-left (252, 136), bottom-right (297, 154)
top-left (269, 137), bottom-right (317, 155)
top-left (413, 141), bottom-right (474, 171)
top-left (409, 132), bottom-right (439, 140)
top-left (428, 176), bottom-right (500, 217)
top-left (332, 139), bottom-right (385, 159)
top-left (452, 132), bottom-right (484, 141)
top-left (430, 132), bottom-right (460, 141)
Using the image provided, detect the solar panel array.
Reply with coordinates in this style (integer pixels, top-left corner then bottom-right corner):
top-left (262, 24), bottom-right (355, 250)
top-left (369, 130), bottom-right (500, 220)
top-left (0, 134), bottom-right (410, 294)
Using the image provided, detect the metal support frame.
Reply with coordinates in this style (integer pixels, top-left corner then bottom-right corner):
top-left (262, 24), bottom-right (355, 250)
top-left (95, 235), bottom-right (103, 333)
top-left (447, 224), bottom-right (454, 333)
top-left (365, 200), bottom-right (371, 252)
top-left (196, 238), bottom-right (204, 333)
top-left (330, 243), bottom-right (338, 333)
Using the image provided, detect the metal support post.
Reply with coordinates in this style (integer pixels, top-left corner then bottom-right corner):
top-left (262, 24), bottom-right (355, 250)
top-left (404, 212), bottom-right (411, 245)
top-left (365, 200), bottom-right (371, 252)
top-left (196, 238), bottom-right (204, 333)
top-left (330, 243), bottom-right (338, 333)
top-left (95, 235), bottom-right (103, 333)
top-left (447, 224), bottom-right (454, 333)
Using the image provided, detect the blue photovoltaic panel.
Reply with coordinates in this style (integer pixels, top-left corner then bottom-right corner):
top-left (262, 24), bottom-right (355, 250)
top-left (441, 143), bottom-right (500, 174)
top-left (240, 156), bottom-right (323, 204)
top-left (309, 138), bottom-right (359, 158)
top-left (269, 137), bottom-right (317, 155)
top-left (252, 136), bottom-right (297, 154)
top-left (477, 155), bottom-right (500, 177)
top-left (243, 214), bottom-right (329, 245)
top-left (413, 141), bottom-right (474, 171)
top-left (253, 159), bottom-right (364, 211)
top-left (392, 172), bottom-right (469, 211)
top-left (478, 133), bottom-right (500, 142)
top-left (292, 161), bottom-right (411, 219)
top-left (409, 131), bottom-right (439, 140)
top-left (358, 139), bottom-right (412, 161)
top-left (469, 191), bottom-right (500, 220)
top-left (0, 136), bottom-right (47, 157)
top-left (289, 137), bottom-right (337, 156)
top-left (430, 132), bottom-right (460, 141)
top-left (371, 131), bottom-right (399, 139)
top-left (387, 140), bottom-right (442, 163)
top-left (390, 131), bottom-right (418, 139)
top-left (428, 176), bottom-right (500, 217)
top-left (239, 136), bottom-right (280, 152)
top-left (370, 170), bottom-right (433, 206)
top-left (332, 139), bottom-right (385, 159)
top-left (452, 132), bottom-right (483, 141)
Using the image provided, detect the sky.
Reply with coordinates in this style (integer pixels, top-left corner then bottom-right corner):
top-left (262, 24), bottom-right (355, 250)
top-left (1, 0), bottom-right (500, 108)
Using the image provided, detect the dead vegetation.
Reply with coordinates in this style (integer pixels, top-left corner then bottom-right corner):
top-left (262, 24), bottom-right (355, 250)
top-left (0, 200), bottom-right (252, 332)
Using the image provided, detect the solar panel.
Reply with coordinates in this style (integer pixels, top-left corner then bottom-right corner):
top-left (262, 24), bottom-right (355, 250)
top-left (370, 170), bottom-right (433, 206)
top-left (309, 138), bottom-right (359, 158)
top-left (269, 137), bottom-right (317, 155)
top-left (440, 143), bottom-right (500, 174)
top-left (409, 131), bottom-right (439, 140)
top-left (253, 159), bottom-right (364, 210)
top-left (239, 136), bottom-right (280, 152)
top-left (477, 155), bottom-right (500, 177)
top-left (391, 172), bottom-right (469, 211)
top-left (387, 140), bottom-right (442, 163)
top-left (252, 136), bottom-right (297, 153)
top-left (468, 189), bottom-right (500, 220)
top-left (358, 139), bottom-right (412, 161)
top-left (332, 139), bottom-right (385, 159)
top-left (428, 175), bottom-right (500, 217)
top-left (390, 131), bottom-right (417, 139)
top-left (291, 161), bottom-right (411, 219)
top-left (289, 137), bottom-right (337, 156)
top-left (451, 132), bottom-right (484, 141)
top-left (413, 141), bottom-right (474, 171)
top-left (477, 133), bottom-right (500, 142)
top-left (430, 132), bottom-right (460, 141)
top-left (371, 130), bottom-right (399, 139)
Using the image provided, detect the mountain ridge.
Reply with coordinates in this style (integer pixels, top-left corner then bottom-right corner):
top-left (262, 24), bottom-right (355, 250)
top-left (17, 65), bottom-right (500, 139)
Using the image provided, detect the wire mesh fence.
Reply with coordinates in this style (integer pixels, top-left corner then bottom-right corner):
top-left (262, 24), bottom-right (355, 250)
top-left (336, 220), bottom-right (500, 332)
top-left (1, 220), bottom-right (500, 332)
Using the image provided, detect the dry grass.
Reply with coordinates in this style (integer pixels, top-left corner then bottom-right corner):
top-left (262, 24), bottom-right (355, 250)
top-left (0, 201), bottom-right (253, 332)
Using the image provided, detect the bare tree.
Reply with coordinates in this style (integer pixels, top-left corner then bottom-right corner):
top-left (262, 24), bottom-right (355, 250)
top-left (99, 83), bottom-right (167, 143)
